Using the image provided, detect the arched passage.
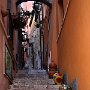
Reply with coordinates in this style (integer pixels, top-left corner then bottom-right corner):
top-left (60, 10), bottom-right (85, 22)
top-left (16, 0), bottom-right (52, 7)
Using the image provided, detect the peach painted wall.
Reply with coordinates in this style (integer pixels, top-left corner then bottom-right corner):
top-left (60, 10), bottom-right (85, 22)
top-left (12, 0), bottom-right (18, 76)
top-left (0, 14), bottom-right (9, 90)
top-left (43, 18), bottom-right (48, 67)
top-left (0, 0), bottom-right (17, 89)
top-left (12, 0), bottom-right (17, 14)
top-left (57, 0), bottom-right (90, 90)
top-left (0, 1), bottom-right (10, 90)
top-left (42, 5), bottom-right (49, 68)
top-left (43, 0), bottom-right (58, 65)
top-left (0, 28), bottom-right (9, 90)
top-left (63, 0), bottom-right (69, 13)
top-left (48, 0), bottom-right (58, 65)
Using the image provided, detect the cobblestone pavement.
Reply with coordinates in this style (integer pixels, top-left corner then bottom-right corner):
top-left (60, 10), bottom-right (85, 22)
top-left (8, 70), bottom-right (62, 90)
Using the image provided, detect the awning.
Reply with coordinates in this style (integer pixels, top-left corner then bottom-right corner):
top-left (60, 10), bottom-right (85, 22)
top-left (16, 0), bottom-right (52, 7)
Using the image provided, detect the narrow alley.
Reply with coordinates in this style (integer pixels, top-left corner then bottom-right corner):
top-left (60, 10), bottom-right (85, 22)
top-left (0, 0), bottom-right (90, 90)
top-left (7, 1), bottom-right (68, 90)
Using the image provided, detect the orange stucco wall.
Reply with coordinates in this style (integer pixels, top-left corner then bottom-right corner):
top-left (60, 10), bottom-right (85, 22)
top-left (43, 15), bottom-right (49, 67)
top-left (57, 0), bottom-right (90, 90)
top-left (0, 0), bottom-right (17, 89)
top-left (0, 1), bottom-right (9, 90)
top-left (0, 22), bottom-right (9, 90)
top-left (48, 0), bottom-right (58, 65)
top-left (63, 0), bottom-right (69, 13)
top-left (12, 0), bottom-right (18, 77)
top-left (43, 0), bottom-right (58, 67)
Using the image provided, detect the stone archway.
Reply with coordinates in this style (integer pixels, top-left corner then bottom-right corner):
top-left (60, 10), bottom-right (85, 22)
top-left (16, 0), bottom-right (52, 7)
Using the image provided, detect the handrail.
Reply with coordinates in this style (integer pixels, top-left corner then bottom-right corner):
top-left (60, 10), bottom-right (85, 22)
top-left (0, 14), bottom-right (8, 39)
top-left (57, 0), bottom-right (71, 43)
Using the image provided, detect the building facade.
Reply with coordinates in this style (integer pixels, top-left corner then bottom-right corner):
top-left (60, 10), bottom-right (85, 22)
top-left (0, 0), bottom-right (18, 90)
top-left (43, 0), bottom-right (90, 90)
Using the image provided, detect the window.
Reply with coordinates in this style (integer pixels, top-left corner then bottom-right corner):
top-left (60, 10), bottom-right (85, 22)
top-left (5, 44), bottom-right (13, 80)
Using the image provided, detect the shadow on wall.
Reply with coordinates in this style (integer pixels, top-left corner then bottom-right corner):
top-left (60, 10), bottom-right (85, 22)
top-left (62, 73), bottom-right (68, 85)
top-left (69, 79), bottom-right (78, 90)
top-left (62, 73), bottom-right (78, 90)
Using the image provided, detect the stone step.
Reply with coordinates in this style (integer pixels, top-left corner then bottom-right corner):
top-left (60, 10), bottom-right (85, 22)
top-left (15, 75), bottom-right (48, 79)
top-left (13, 79), bottom-right (54, 85)
top-left (13, 76), bottom-right (49, 82)
top-left (16, 70), bottom-right (47, 74)
top-left (13, 78), bottom-right (48, 82)
top-left (9, 85), bottom-right (62, 90)
top-left (29, 70), bottom-right (47, 74)
top-left (8, 69), bottom-right (60, 90)
top-left (34, 85), bottom-right (62, 90)
top-left (15, 73), bottom-right (48, 79)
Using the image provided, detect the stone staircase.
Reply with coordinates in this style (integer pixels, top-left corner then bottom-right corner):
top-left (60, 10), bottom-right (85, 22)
top-left (8, 69), bottom-right (62, 90)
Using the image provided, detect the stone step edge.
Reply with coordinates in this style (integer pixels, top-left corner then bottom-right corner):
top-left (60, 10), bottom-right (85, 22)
top-left (9, 85), bottom-right (62, 89)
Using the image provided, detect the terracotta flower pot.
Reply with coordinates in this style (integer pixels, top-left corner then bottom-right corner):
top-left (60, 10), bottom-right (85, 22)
top-left (48, 61), bottom-right (57, 78)
top-left (49, 61), bottom-right (57, 71)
